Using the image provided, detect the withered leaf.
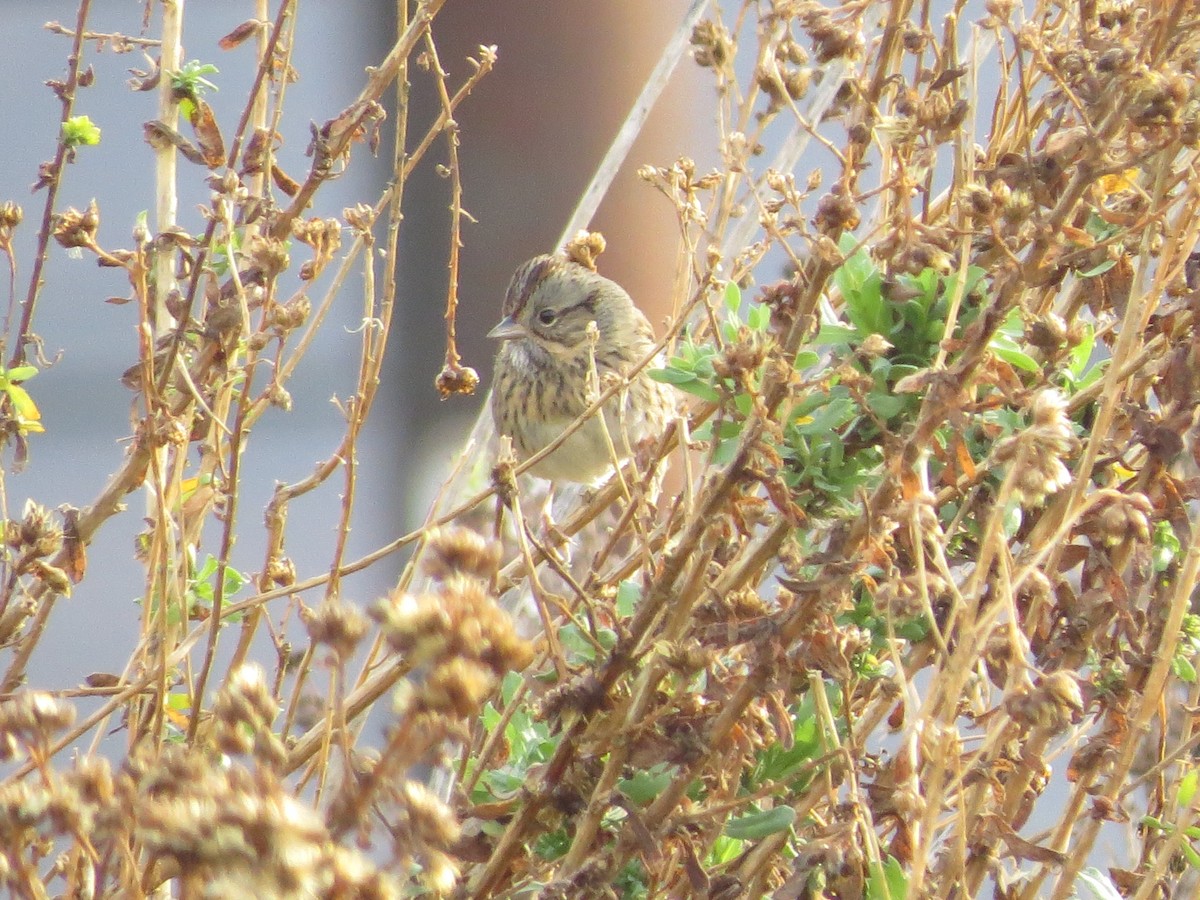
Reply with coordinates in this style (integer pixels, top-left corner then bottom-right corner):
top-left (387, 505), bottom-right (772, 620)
top-left (30, 559), bottom-right (71, 596)
top-left (678, 839), bottom-right (709, 893)
top-left (989, 815), bottom-right (1066, 865)
top-left (218, 19), bottom-right (264, 50)
top-left (32, 160), bottom-right (57, 193)
top-left (127, 56), bottom-right (161, 92)
top-left (929, 65), bottom-right (967, 91)
top-left (143, 120), bottom-right (207, 167)
top-left (241, 127), bottom-right (274, 175)
top-left (1066, 736), bottom-right (1117, 784)
top-left (1056, 543), bottom-right (1090, 572)
top-left (271, 163), bottom-right (300, 197)
top-left (614, 799), bottom-right (661, 862)
top-left (186, 97), bottom-right (226, 168)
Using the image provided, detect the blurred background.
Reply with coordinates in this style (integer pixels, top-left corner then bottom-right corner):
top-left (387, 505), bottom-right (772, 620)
top-left (0, 2), bottom-right (707, 690)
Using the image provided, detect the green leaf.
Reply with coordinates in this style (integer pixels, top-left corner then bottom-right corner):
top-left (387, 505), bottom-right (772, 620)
top-left (649, 367), bottom-right (720, 403)
top-left (815, 324), bottom-right (860, 346)
top-left (650, 366), bottom-right (703, 385)
top-left (707, 835), bottom-right (744, 866)
top-left (747, 303), bottom-right (769, 331)
top-left (948, 265), bottom-right (987, 300)
top-left (1140, 815), bottom-right (1169, 832)
top-left (559, 623), bottom-right (599, 663)
top-left (1003, 499), bottom-right (1023, 538)
top-left (867, 390), bottom-right (908, 421)
top-left (62, 115), bottom-right (102, 147)
top-left (896, 614), bottom-right (932, 643)
top-left (843, 271), bottom-right (887, 335)
top-left (533, 829), bottom-right (571, 860)
top-left (866, 856), bottom-right (909, 900)
top-left (618, 762), bottom-right (676, 805)
top-left (1073, 866), bottom-right (1125, 900)
top-left (793, 350), bottom-right (820, 371)
top-left (989, 334), bottom-right (1041, 373)
top-left (4, 384), bottom-right (42, 428)
top-left (222, 567), bottom-right (245, 595)
top-left (616, 580), bottom-right (641, 617)
top-left (1078, 259), bottom-right (1117, 278)
top-left (1153, 520), bottom-right (1181, 572)
top-left (724, 280), bottom-right (742, 315)
top-left (703, 419), bottom-right (742, 465)
top-left (1184, 841), bottom-right (1200, 870)
top-left (5, 365), bottom-right (38, 383)
top-left (171, 60), bottom-right (220, 97)
top-left (1178, 768), bottom-right (1199, 808)
top-left (1066, 323), bottom-right (1095, 378)
top-left (1172, 655), bottom-right (1197, 683)
top-left (500, 670), bottom-right (522, 704)
top-left (724, 806), bottom-right (796, 840)
top-left (796, 396), bottom-right (857, 434)
top-left (752, 715), bottom-right (822, 786)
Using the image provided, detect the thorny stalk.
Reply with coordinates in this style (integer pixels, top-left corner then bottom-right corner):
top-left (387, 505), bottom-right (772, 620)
top-left (3, 1), bottom-right (1200, 898)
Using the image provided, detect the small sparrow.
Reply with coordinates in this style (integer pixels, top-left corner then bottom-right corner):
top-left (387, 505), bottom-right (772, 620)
top-left (489, 254), bottom-right (673, 483)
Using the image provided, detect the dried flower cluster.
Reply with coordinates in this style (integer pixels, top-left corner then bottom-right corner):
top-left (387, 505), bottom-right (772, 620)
top-left (5, 0), bottom-right (1200, 897)
top-left (373, 526), bottom-right (532, 720)
top-left (992, 388), bottom-right (1078, 507)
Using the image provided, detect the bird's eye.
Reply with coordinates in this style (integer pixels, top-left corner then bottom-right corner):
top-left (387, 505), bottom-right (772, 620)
top-left (537, 309), bottom-right (556, 325)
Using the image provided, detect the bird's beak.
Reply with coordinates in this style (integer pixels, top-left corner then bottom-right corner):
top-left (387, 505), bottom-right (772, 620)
top-left (487, 315), bottom-right (525, 341)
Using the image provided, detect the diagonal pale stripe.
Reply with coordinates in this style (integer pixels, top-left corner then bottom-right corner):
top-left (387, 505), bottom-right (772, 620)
top-left (556, 0), bottom-right (714, 253)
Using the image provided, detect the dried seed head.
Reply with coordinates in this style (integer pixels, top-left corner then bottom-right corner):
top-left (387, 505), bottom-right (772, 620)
top-left (0, 202), bottom-right (22, 241)
top-left (1025, 312), bottom-right (1068, 352)
top-left (660, 639), bottom-right (712, 674)
top-left (785, 68), bottom-right (811, 100)
top-left (0, 780), bottom-right (52, 831)
top-left (211, 664), bottom-right (286, 767)
top-left (268, 295), bottom-right (311, 333)
top-left (713, 337), bottom-right (768, 382)
top-left (564, 230), bottom-right (606, 270)
top-left (1005, 671), bottom-right (1084, 733)
top-left (51, 200), bottom-right (100, 249)
top-left (0, 691), bottom-right (76, 741)
top-left (401, 780), bottom-right (461, 847)
top-left (434, 362), bottom-right (480, 399)
top-left (264, 555), bottom-right (296, 589)
top-left (690, 20), bottom-right (732, 70)
top-left (373, 576), bottom-right (533, 678)
top-left (858, 333), bottom-right (893, 358)
top-left (892, 240), bottom-right (952, 276)
top-left (373, 590), bottom-right (453, 665)
top-left (984, 0), bottom-right (1018, 23)
top-left (343, 203), bottom-right (376, 233)
top-left (247, 234), bottom-right (290, 278)
top-left (999, 188), bottom-right (1035, 225)
top-left (8, 500), bottom-right (63, 558)
top-left (291, 216), bottom-right (341, 251)
top-left (422, 525), bottom-right (501, 583)
top-left (131, 745), bottom-right (386, 895)
top-left (303, 598), bottom-right (369, 661)
top-left (803, 10), bottom-right (864, 63)
top-left (1087, 491), bottom-right (1154, 547)
top-left (901, 26), bottom-right (927, 53)
top-left (813, 185), bottom-right (860, 233)
top-left (993, 389), bottom-right (1078, 507)
top-left (421, 658), bottom-right (497, 718)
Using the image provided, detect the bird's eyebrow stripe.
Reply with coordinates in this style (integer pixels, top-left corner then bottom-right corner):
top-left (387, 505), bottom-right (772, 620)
top-left (507, 256), bottom-right (556, 317)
